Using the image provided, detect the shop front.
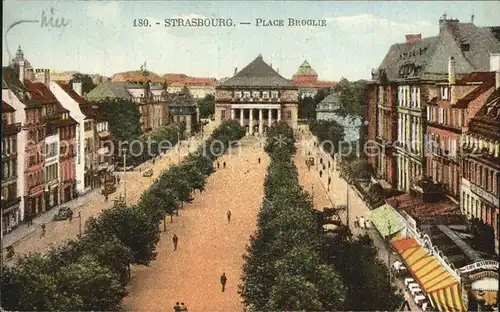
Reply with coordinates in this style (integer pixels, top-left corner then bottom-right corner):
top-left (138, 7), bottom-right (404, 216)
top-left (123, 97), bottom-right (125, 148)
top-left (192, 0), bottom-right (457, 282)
top-left (459, 260), bottom-right (499, 311)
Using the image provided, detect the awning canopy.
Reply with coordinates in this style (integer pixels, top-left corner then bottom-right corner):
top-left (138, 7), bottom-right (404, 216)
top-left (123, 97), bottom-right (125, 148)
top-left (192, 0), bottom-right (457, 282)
top-left (391, 238), bottom-right (466, 312)
top-left (367, 204), bottom-right (406, 237)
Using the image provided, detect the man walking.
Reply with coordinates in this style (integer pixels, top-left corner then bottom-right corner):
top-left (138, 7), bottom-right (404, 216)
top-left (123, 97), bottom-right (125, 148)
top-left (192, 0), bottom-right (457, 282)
top-left (180, 302), bottom-right (188, 311)
top-left (227, 210), bottom-right (232, 223)
top-left (217, 162), bottom-right (220, 169)
top-left (258, 157), bottom-right (261, 164)
top-left (223, 161), bottom-right (226, 169)
top-left (319, 170), bottom-right (323, 178)
top-left (400, 290), bottom-right (411, 311)
top-left (174, 302), bottom-right (181, 312)
top-left (173, 234), bottom-right (178, 251)
top-left (220, 272), bottom-right (227, 292)
top-left (41, 223), bottom-right (46, 237)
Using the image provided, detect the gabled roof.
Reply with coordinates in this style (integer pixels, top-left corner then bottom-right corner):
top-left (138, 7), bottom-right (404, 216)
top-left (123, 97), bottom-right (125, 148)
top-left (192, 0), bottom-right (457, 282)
top-left (374, 20), bottom-right (500, 82)
top-left (293, 60), bottom-right (318, 77)
top-left (219, 55), bottom-right (294, 87)
top-left (85, 81), bottom-right (133, 101)
top-left (57, 82), bottom-right (87, 105)
top-left (2, 100), bottom-right (15, 113)
top-left (23, 80), bottom-right (58, 105)
top-left (455, 79), bottom-right (495, 108)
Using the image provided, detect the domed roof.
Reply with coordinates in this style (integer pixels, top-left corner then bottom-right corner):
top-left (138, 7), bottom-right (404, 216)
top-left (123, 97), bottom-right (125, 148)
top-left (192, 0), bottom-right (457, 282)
top-left (294, 60), bottom-right (318, 76)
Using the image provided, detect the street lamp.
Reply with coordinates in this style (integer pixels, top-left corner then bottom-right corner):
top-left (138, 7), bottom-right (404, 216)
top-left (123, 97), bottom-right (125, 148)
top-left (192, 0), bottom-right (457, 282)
top-left (387, 220), bottom-right (392, 286)
top-left (77, 211), bottom-right (82, 237)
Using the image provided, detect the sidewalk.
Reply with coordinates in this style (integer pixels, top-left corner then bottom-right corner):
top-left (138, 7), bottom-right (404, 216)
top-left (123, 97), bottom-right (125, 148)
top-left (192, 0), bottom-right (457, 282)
top-left (2, 126), bottom-right (213, 251)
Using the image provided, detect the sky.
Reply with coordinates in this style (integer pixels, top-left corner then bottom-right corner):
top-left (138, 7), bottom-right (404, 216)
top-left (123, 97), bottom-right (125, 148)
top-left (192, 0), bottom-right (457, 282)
top-left (3, 1), bottom-right (500, 81)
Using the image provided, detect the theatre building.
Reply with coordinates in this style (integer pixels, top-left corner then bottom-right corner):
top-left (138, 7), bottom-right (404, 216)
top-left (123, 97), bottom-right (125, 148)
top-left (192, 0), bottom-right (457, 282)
top-left (215, 54), bottom-right (299, 134)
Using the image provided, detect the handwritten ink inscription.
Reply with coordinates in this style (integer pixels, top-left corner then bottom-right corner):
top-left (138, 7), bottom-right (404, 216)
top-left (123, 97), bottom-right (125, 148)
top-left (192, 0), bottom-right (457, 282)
top-left (41, 7), bottom-right (70, 28)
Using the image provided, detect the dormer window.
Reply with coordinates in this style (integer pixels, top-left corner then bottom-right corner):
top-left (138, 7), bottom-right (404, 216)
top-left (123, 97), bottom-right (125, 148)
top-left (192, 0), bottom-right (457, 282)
top-left (271, 91), bottom-right (279, 99)
top-left (252, 91), bottom-right (260, 98)
top-left (234, 91), bottom-right (242, 99)
top-left (243, 91), bottom-right (251, 99)
top-left (262, 91), bottom-right (269, 99)
top-left (440, 86), bottom-right (450, 100)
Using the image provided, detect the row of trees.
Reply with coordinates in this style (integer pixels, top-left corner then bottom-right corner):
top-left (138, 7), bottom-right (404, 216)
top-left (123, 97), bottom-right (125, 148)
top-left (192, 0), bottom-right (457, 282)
top-left (309, 120), bottom-right (345, 154)
top-left (198, 94), bottom-right (215, 118)
top-left (1, 120), bottom-right (246, 311)
top-left (239, 122), bottom-right (347, 311)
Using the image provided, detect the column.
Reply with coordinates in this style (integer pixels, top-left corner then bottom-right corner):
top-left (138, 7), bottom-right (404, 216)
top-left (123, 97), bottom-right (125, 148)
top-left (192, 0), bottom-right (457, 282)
top-left (240, 109), bottom-right (244, 127)
top-left (268, 109), bottom-right (272, 126)
top-left (259, 109), bottom-right (263, 134)
top-left (249, 108), bottom-right (254, 134)
top-left (231, 108), bottom-right (235, 120)
top-left (277, 108), bottom-right (281, 122)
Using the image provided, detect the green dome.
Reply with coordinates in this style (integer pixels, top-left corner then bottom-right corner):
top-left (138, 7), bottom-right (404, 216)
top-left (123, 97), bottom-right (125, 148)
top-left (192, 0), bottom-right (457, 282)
top-left (294, 60), bottom-right (318, 76)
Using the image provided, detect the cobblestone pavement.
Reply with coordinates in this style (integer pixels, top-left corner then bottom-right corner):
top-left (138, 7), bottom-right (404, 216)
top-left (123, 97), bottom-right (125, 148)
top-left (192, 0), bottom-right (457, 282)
top-left (295, 125), bottom-right (421, 312)
top-left (123, 136), bottom-right (268, 311)
top-left (2, 120), bottom-right (217, 262)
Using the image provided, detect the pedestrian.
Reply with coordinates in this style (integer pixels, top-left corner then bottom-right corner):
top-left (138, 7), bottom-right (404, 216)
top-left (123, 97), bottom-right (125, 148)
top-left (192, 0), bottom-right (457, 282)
top-left (152, 158), bottom-right (156, 165)
top-left (180, 302), bottom-right (188, 311)
top-left (41, 224), bottom-right (46, 237)
top-left (323, 164), bottom-right (326, 171)
top-left (400, 290), bottom-right (411, 311)
top-left (258, 157), bottom-right (261, 164)
top-left (359, 216), bottom-right (365, 229)
top-left (319, 170), bottom-right (323, 178)
top-left (328, 177), bottom-right (331, 185)
top-left (173, 234), bottom-right (178, 251)
top-left (174, 302), bottom-right (181, 312)
top-left (223, 162), bottom-right (226, 168)
top-left (220, 272), bottom-right (227, 292)
top-left (105, 194), bottom-right (109, 202)
top-left (68, 213), bottom-right (73, 222)
top-left (354, 216), bottom-right (359, 228)
top-left (320, 158), bottom-right (323, 164)
top-left (217, 162), bottom-right (220, 169)
top-left (227, 210), bottom-right (232, 223)
top-left (328, 161), bottom-right (331, 168)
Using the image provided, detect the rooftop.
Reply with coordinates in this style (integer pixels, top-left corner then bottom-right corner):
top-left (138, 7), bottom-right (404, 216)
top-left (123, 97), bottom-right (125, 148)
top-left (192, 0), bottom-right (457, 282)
top-left (2, 100), bottom-right (15, 113)
top-left (219, 54), bottom-right (294, 88)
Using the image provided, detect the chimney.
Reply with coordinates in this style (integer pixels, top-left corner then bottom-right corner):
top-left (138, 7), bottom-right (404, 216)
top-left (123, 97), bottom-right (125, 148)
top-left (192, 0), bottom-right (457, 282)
top-left (448, 57), bottom-right (456, 85)
top-left (405, 34), bottom-right (422, 45)
top-left (73, 81), bottom-right (83, 96)
top-left (277, 68), bottom-right (280, 74)
top-left (490, 53), bottom-right (500, 89)
top-left (234, 67), bottom-right (237, 76)
top-left (18, 60), bottom-right (25, 84)
top-left (270, 63), bottom-right (273, 69)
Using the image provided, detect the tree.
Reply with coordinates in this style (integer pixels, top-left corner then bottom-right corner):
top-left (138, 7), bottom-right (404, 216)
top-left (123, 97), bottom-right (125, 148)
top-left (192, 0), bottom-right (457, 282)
top-left (69, 73), bottom-right (97, 95)
top-left (299, 96), bottom-right (316, 120)
top-left (54, 255), bottom-right (127, 311)
top-left (334, 78), bottom-right (367, 120)
top-left (348, 158), bottom-right (373, 180)
top-left (84, 202), bottom-right (160, 266)
top-left (198, 94), bottom-right (215, 118)
top-left (309, 120), bottom-right (345, 154)
top-left (267, 275), bottom-right (322, 311)
top-left (94, 98), bottom-right (142, 142)
top-left (324, 234), bottom-right (402, 311)
top-left (313, 88), bottom-right (330, 106)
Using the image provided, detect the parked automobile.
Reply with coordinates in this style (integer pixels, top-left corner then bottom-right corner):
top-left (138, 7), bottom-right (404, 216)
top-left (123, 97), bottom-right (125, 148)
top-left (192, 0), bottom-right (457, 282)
top-left (53, 206), bottom-right (73, 221)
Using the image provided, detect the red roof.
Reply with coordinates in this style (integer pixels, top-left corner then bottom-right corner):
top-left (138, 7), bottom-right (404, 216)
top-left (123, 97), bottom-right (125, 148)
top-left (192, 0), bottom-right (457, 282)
top-left (391, 238), bottom-right (419, 252)
top-left (23, 80), bottom-right (58, 104)
top-left (457, 71), bottom-right (495, 84)
top-left (455, 80), bottom-right (495, 108)
top-left (2, 100), bottom-right (15, 113)
top-left (57, 82), bottom-right (86, 105)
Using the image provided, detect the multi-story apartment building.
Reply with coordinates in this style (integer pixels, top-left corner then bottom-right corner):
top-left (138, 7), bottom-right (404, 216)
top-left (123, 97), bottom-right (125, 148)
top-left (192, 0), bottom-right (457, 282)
top-left (57, 105), bottom-right (78, 204)
top-left (86, 80), bottom-right (169, 133)
top-left (25, 77), bottom-right (62, 211)
top-left (369, 15), bottom-right (500, 192)
top-left (215, 54), bottom-right (299, 134)
top-left (2, 101), bottom-right (22, 233)
top-left (461, 58), bottom-right (500, 254)
top-left (51, 81), bottom-right (88, 194)
top-left (427, 66), bottom-right (496, 201)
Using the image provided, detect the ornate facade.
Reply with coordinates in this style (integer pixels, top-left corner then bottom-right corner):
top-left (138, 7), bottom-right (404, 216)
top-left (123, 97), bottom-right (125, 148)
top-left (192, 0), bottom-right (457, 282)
top-left (215, 54), bottom-right (298, 134)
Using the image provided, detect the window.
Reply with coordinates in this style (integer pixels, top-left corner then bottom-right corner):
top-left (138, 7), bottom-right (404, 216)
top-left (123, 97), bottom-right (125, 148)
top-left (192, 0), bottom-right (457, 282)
top-left (84, 121), bottom-right (92, 131)
top-left (271, 91), bottom-right (279, 99)
top-left (234, 91), bottom-right (242, 99)
top-left (262, 91), bottom-right (269, 99)
top-left (221, 110), bottom-right (226, 119)
top-left (243, 91), bottom-right (251, 99)
top-left (440, 86), bottom-right (450, 100)
top-left (287, 111), bottom-right (291, 119)
top-left (252, 91), bottom-right (260, 98)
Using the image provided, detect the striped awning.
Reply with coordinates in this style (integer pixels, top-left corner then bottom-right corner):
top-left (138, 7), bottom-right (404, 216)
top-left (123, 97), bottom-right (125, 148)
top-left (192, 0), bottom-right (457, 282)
top-left (429, 284), bottom-right (467, 312)
top-left (391, 238), bottom-right (466, 312)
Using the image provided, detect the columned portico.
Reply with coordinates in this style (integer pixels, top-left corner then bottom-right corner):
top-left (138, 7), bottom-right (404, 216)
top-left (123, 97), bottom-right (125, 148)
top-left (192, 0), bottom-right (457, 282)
top-left (240, 109), bottom-right (244, 127)
top-left (268, 109), bottom-right (272, 127)
top-left (231, 109), bottom-right (235, 120)
top-left (249, 108), bottom-right (254, 134)
top-left (277, 109), bottom-right (281, 122)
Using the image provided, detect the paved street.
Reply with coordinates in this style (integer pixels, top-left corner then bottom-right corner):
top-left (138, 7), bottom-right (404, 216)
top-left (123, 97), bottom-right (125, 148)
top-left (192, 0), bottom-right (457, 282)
top-left (123, 136), bottom-right (267, 311)
top-left (2, 120), bottom-right (217, 261)
top-left (295, 125), bottom-right (421, 311)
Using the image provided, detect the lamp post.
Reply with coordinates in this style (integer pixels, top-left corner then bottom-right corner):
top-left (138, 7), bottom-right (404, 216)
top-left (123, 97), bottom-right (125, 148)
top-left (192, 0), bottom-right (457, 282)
top-left (78, 211), bottom-right (82, 237)
top-left (122, 148), bottom-right (127, 204)
top-left (387, 220), bottom-right (392, 286)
